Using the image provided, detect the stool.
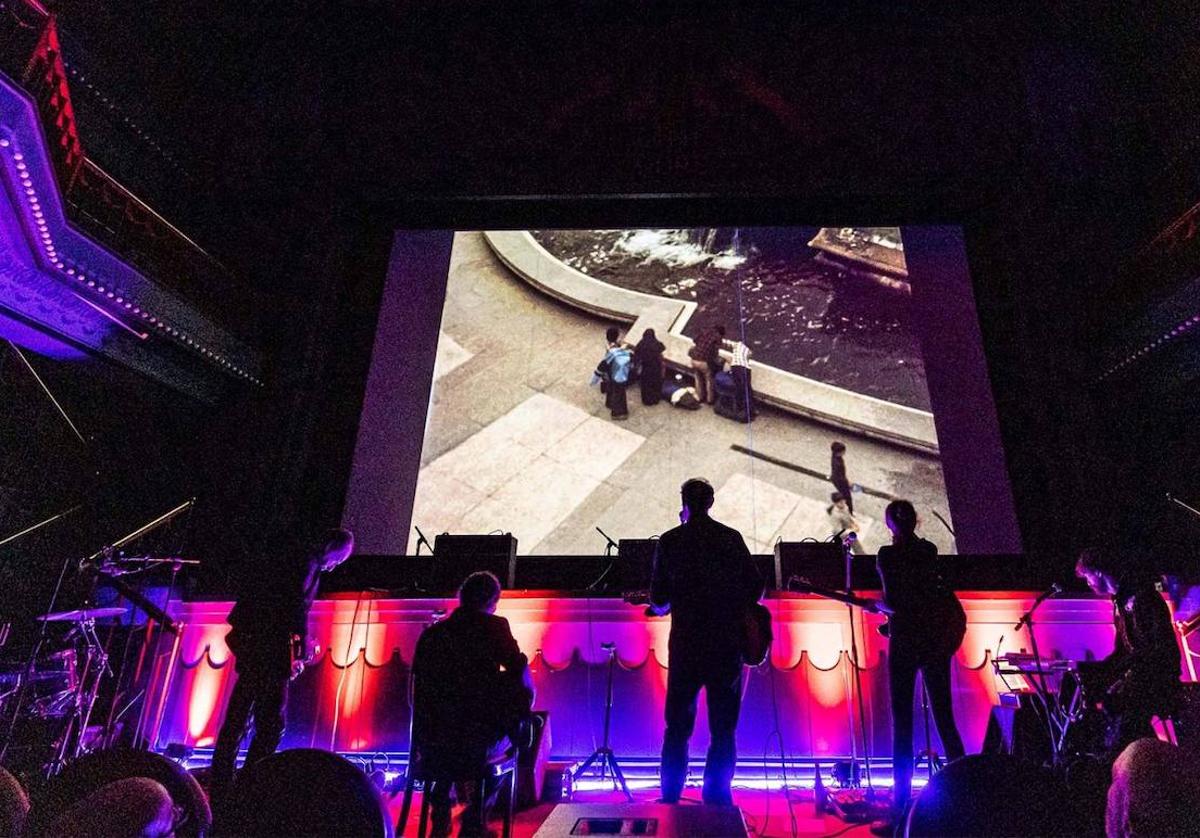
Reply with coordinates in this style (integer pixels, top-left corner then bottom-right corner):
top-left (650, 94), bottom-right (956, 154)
top-left (397, 748), bottom-right (518, 838)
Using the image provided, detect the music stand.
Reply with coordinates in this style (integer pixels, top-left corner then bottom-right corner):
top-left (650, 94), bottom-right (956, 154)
top-left (571, 643), bottom-right (632, 801)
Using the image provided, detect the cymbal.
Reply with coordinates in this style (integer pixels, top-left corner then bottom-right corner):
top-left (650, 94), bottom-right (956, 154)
top-left (36, 607), bottom-right (126, 622)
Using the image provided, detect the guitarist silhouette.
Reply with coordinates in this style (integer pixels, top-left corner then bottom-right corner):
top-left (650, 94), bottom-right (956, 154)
top-left (648, 477), bottom-right (764, 807)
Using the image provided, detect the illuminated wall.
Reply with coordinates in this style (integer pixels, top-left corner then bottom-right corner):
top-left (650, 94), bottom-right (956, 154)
top-left (149, 593), bottom-right (1151, 760)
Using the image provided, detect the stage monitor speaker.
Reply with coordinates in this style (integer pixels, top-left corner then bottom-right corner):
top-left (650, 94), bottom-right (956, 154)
top-left (431, 533), bottom-right (517, 592)
top-left (616, 539), bottom-right (657, 590)
top-left (533, 802), bottom-right (747, 837)
top-left (773, 541), bottom-right (843, 590)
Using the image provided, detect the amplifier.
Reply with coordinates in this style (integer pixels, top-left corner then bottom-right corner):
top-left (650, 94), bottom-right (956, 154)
top-left (533, 802), bottom-right (747, 837)
top-left (615, 539), bottom-right (657, 591)
top-left (773, 541), bottom-right (864, 590)
top-left (431, 533), bottom-right (517, 592)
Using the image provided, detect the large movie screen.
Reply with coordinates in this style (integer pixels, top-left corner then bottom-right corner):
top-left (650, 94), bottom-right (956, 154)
top-left (372, 227), bottom-right (1015, 556)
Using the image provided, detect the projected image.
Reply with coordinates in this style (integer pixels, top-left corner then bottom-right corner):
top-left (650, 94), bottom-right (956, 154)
top-left (408, 228), bottom-right (955, 556)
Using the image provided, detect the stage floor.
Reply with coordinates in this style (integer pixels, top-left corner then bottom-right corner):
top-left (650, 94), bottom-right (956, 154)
top-left (386, 785), bottom-right (874, 838)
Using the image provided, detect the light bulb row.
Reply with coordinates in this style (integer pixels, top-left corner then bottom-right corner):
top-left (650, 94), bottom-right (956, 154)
top-left (0, 135), bottom-right (260, 385)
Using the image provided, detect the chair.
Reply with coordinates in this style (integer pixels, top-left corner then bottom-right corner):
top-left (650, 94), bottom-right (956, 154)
top-left (396, 742), bottom-right (517, 838)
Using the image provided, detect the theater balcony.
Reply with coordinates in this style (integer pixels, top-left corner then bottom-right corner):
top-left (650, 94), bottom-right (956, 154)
top-left (0, 3), bottom-right (259, 402)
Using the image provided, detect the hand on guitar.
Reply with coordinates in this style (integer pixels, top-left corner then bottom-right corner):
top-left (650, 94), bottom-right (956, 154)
top-left (290, 635), bottom-right (320, 680)
top-left (623, 590), bottom-right (669, 617)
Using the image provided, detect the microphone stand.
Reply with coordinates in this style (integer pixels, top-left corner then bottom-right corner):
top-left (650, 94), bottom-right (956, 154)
top-left (840, 533), bottom-right (874, 796)
top-left (1013, 585), bottom-right (1063, 766)
top-left (586, 528), bottom-right (620, 592)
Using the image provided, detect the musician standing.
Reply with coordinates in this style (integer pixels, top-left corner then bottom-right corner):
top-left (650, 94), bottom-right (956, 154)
top-left (209, 529), bottom-right (354, 802)
top-left (876, 500), bottom-right (966, 821)
top-left (1075, 547), bottom-right (1181, 755)
top-left (649, 478), bottom-right (763, 806)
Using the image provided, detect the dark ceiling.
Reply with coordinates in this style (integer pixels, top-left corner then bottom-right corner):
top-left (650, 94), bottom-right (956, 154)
top-left (17, 1), bottom-right (1200, 567)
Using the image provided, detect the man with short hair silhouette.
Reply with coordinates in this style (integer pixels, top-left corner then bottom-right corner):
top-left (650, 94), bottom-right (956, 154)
top-left (649, 478), bottom-right (763, 806)
top-left (412, 571), bottom-right (533, 836)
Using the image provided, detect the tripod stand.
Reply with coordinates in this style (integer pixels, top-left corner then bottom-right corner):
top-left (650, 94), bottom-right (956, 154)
top-left (572, 642), bottom-right (632, 800)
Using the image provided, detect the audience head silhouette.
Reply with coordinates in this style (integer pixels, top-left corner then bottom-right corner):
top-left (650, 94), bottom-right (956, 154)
top-left (884, 499), bottom-right (918, 540)
top-left (680, 478), bottom-right (715, 521)
top-left (459, 571), bottom-right (502, 613)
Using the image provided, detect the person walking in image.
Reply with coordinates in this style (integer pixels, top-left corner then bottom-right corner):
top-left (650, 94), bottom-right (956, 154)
top-left (592, 326), bottom-right (633, 419)
top-left (634, 328), bottom-right (667, 406)
top-left (827, 492), bottom-right (864, 554)
top-left (830, 441), bottom-right (854, 513)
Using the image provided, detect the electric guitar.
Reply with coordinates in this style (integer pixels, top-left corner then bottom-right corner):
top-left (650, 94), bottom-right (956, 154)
top-left (622, 591), bottom-right (774, 667)
top-left (785, 576), bottom-right (891, 615)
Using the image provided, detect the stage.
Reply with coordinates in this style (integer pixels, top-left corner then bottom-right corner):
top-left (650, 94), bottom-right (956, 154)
top-left (142, 590), bottom-right (1134, 764)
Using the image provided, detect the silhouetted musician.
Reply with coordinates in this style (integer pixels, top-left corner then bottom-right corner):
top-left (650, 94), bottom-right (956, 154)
top-left (1076, 548), bottom-right (1181, 755)
top-left (411, 571), bottom-right (533, 836)
top-left (649, 477), bottom-right (763, 807)
top-left (210, 529), bottom-right (354, 802)
top-left (876, 500), bottom-right (966, 820)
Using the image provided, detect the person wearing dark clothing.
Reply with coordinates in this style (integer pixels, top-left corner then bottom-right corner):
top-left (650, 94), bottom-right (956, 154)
top-left (412, 572), bottom-right (533, 837)
top-left (634, 329), bottom-right (667, 406)
top-left (876, 501), bottom-right (966, 823)
top-left (1076, 549), bottom-right (1181, 756)
top-left (830, 441), bottom-right (854, 514)
top-left (210, 529), bottom-right (355, 803)
top-left (649, 478), bottom-right (763, 806)
top-left (687, 325), bottom-right (724, 405)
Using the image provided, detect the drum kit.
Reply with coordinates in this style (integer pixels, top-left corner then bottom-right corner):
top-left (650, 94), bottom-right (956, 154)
top-left (0, 499), bottom-right (197, 782)
top-left (0, 606), bottom-right (126, 778)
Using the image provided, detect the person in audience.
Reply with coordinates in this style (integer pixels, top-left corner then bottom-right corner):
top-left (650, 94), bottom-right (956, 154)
top-left (830, 441), bottom-right (854, 513)
top-left (411, 571), bottom-right (533, 837)
top-left (633, 329), bottom-right (667, 406)
top-left (210, 529), bottom-right (355, 803)
top-left (1106, 738), bottom-right (1200, 837)
top-left (827, 492), bottom-right (863, 554)
top-left (875, 500), bottom-right (966, 832)
top-left (1076, 547), bottom-right (1182, 756)
top-left (687, 324), bottom-right (724, 405)
top-left (592, 326), bottom-right (633, 420)
top-left (649, 478), bottom-right (763, 806)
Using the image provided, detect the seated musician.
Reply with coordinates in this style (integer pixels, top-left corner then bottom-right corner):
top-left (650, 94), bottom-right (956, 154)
top-left (876, 500), bottom-right (966, 827)
top-left (211, 528), bottom-right (355, 803)
top-left (411, 571), bottom-right (533, 837)
top-left (1075, 547), bottom-right (1181, 755)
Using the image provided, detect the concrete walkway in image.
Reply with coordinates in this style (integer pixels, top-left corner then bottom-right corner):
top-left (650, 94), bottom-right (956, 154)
top-left (408, 232), bottom-right (953, 557)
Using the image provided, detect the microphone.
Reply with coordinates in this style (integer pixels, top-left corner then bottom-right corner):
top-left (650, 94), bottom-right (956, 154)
top-left (1014, 583), bottom-right (1062, 631)
top-left (830, 528), bottom-right (846, 543)
top-left (595, 527), bottom-right (619, 553)
top-left (414, 526), bottom-right (432, 555)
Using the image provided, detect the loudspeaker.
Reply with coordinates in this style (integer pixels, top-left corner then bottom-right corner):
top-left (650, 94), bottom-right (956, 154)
top-left (533, 802), bottom-right (748, 837)
top-left (431, 533), bottom-right (517, 592)
top-left (616, 539), bottom-right (657, 590)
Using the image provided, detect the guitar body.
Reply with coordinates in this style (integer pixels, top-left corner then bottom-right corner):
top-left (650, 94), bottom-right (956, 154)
top-left (742, 602), bottom-right (773, 666)
top-left (626, 590), bottom-right (773, 667)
